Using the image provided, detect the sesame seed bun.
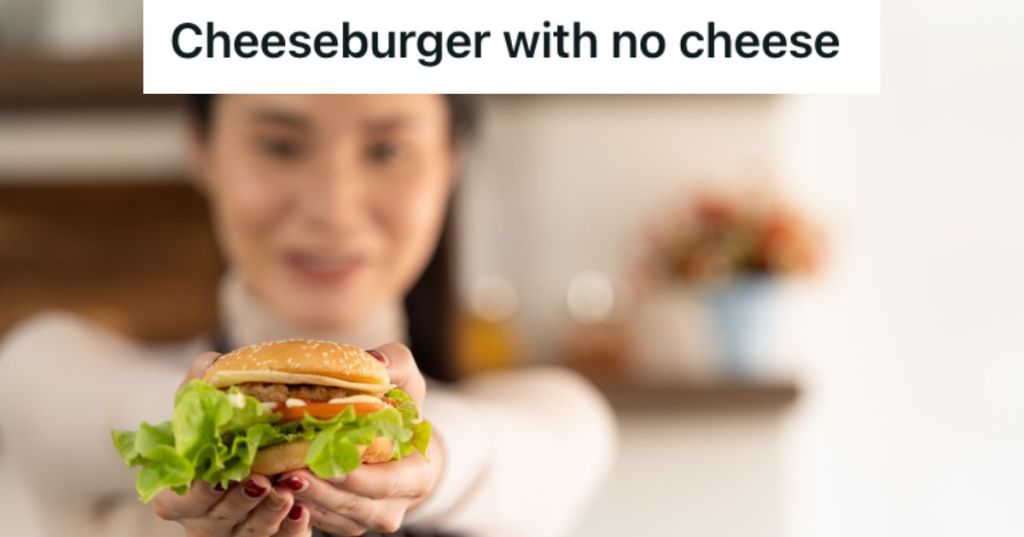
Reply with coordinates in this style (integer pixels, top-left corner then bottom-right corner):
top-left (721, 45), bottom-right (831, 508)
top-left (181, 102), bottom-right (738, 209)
top-left (251, 437), bottom-right (394, 476)
top-left (203, 339), bottom-right (391, 390)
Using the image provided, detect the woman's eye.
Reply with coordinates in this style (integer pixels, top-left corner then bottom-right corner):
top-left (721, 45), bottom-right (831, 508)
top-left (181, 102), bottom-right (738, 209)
top-left (257, 137), bottom-right (304, 160)
top-left (365, 141), bottom-right (402, 164)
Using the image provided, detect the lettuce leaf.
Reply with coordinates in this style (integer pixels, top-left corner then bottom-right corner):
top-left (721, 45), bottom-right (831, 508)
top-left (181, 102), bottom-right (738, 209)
top-left (112, 379), bottom-right (430, 503)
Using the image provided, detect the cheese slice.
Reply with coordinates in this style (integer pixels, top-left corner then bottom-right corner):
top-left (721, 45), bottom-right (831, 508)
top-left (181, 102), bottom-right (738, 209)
top-left (207, 370), bottom-right (394, 394)
top-left (326, 394), bottom-right (387, 405)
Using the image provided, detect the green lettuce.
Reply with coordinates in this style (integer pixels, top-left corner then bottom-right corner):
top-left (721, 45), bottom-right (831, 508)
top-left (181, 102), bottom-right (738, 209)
top-left (112, 380), bottom-right (430, 502)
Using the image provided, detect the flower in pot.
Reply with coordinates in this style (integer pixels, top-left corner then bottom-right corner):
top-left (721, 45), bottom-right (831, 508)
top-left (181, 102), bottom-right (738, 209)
top-left (638, 189), bottom-right (822, 378)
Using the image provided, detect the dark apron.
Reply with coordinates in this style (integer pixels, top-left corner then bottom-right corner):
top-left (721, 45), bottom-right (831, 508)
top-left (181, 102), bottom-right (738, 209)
top-left (211, 331), bottom-right (458, 537)
top-left (309, 528), bottom-right (458, 532)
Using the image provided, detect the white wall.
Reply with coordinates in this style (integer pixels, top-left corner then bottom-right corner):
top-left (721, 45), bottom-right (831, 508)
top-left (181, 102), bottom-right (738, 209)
top-left (573, 409), bottom-right (789, 537)
top-left (460, 95), bottom-right (780, 360)
top-left (778, 1), bottom-right (1024, 535)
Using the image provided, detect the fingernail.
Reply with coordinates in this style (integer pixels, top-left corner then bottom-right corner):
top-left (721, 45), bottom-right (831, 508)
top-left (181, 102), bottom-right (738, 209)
top-left (280, 475), bottom-right (308, 492)
top-left (244, 480), bottom-right (267, 498)
top-left (266, 490), bottom-right (287, 510)
top-left (288, 504), bottom-right (304, 521)
top-left (367, 349), bottom-right (388, 366)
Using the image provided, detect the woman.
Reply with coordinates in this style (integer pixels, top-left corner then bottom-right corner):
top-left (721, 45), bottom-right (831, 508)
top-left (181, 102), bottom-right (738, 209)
top-left (0, 95), bottom-right (616, 537)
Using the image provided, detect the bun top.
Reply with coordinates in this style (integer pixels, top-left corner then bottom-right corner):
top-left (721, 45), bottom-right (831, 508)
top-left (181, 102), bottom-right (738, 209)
top-left (203, 339), bottom-right (390, 388)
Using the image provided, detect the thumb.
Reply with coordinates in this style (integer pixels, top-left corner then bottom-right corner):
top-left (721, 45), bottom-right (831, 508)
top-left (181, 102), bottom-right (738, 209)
top-left (180, 351), bottom-right (221, 390)
top-left (367, 343), bottom-right (425, 407)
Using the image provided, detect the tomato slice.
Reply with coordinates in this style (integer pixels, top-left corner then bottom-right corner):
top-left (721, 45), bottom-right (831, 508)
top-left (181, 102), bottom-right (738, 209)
top-left (276, 402), bottom-right (385, 422)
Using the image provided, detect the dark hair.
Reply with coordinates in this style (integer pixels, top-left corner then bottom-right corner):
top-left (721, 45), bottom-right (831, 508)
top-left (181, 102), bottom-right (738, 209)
top-left (185, 94), bottom-right (476, 382)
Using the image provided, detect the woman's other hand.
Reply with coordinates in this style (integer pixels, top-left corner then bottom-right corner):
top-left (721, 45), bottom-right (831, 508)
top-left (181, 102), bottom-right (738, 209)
top-left (276, 343), bottom-right (443, 535)
top-left (152, 476), bottom-right (311, 537)
top-left (181, 351), bottom-right (221, 387)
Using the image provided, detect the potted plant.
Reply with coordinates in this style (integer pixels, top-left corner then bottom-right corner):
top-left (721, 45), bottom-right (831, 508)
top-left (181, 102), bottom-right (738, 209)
top-left (637, 189), bottom-right (822, 377)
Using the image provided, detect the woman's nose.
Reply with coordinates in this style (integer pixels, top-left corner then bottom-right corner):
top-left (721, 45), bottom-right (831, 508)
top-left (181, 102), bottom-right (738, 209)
top-left (303, 162), bottom-right (367, 232)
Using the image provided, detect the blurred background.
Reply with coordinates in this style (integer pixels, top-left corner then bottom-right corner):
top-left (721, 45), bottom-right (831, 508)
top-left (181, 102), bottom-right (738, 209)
top-left (2, 1), bottom-right (1023, 536)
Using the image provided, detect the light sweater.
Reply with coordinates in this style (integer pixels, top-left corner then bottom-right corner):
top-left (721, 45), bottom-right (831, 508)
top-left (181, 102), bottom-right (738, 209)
top-left (0, 275), bottom-right (616, 537)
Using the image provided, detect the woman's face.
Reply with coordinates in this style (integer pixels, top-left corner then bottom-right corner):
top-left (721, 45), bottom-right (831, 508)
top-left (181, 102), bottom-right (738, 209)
top-left (193, 95), bottom-right (455, 329)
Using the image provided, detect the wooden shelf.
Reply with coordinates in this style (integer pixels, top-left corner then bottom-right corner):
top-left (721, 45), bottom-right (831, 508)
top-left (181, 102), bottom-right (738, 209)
top-left (0, 181), bottom-right (222, 342)
top-left (588, 377), bottom-right (800, 411)
top-left (0, 55), bottom-right (178, 110)
top-left (0, 56), bottom-right (775, 111)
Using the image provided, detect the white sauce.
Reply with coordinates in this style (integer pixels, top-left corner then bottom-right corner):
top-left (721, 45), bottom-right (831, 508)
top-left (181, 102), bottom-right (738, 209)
top-left (226, 392), bottom-right (246, 409)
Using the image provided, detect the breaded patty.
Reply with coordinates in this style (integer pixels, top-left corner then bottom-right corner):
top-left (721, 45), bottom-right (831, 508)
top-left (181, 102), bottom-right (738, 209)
top-left (233, 382), bottom-right (349, 402)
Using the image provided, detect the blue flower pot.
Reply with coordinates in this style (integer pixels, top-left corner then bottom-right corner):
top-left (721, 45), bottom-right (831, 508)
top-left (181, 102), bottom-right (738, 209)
top-left (708, 277), bottom-right (776, 378)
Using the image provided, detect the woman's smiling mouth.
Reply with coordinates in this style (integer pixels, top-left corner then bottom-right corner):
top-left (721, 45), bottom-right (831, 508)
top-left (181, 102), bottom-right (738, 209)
top-left (284, 252), bottom-right (369, 285)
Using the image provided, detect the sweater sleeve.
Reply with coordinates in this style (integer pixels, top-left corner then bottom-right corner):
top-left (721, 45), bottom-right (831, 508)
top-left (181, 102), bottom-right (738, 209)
top-left (406, 367), bottom-right (618, 537)
top-left (0, 312), bottom-right (195, 508)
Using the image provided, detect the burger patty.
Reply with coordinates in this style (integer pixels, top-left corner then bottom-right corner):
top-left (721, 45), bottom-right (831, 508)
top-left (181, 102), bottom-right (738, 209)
top-left (233, 382), bottom-right (349, 403)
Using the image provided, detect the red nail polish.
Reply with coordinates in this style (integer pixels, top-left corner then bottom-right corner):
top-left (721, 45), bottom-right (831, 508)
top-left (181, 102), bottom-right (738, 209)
top-left (288, 504), bottom-right (304, 521)
top-left (244, 480), bottom-right (267, 498)
top-left (281, 476), bottom-right (305, 492)
top-left (367, 349), bottom-right (388, 365)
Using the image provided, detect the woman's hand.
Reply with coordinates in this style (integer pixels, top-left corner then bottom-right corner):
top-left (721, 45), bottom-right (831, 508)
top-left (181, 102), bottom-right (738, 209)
top-left (152, 476), bottom-right (311, 537)
top-left (274, 343), bottom-right (443, 535)
top-left (152, 352), bottom-right (313, 536)
top-left (180, 351), bottom-right (221, 387)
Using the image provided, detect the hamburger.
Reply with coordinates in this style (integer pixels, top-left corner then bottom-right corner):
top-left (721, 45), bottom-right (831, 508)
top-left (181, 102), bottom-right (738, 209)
top-left (112, 339), bottom-right (431, 502)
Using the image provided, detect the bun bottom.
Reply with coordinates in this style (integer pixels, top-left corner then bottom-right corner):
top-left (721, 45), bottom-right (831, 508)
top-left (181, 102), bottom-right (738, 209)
top-left (251, 437), bottom-right (394, 476)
